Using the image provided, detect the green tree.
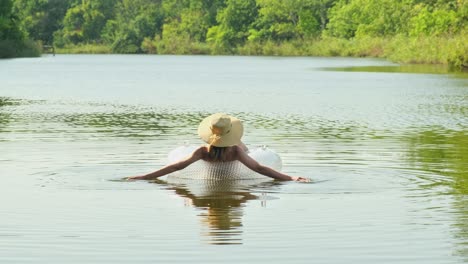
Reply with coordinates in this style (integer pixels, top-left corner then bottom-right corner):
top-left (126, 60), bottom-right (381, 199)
top-left (142, 0), bottom-right (225, 54)
top-left (201, 0), bottom-right (227, 26)
top-left (207, 0), bottom-right (258, 51)
top-left (109, 0), bottom-right (164, 53)
top-left (13, 0), bottom-right (75, 44)
top-left (0, 0), bottom-right (24, 42)
top-left (1, 0), bottom-right (39, 58)
top-left (54, 0), bottom-right (116, 46)
top-left (59, 4), bottom-right (86, 44)
top-left (155, 9), bottom-right (208, 53)
top-left (408, 1), bottom-right (465, 36)
top-left (249, 0), bottom-right (334, 42)
top-left (325, 0), bottom-right (412, 38)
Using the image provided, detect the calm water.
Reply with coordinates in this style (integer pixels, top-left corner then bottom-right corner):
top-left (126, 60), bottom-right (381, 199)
top-left (0, 55), bottom-right (467, 263)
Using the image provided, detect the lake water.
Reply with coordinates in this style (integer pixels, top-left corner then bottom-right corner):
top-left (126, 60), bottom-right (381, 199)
top-left (0, 55), bottom-right (467, 263)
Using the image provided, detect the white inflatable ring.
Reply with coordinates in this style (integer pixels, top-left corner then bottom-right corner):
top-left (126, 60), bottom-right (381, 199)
top-left (167, 145), bottom-right (282, 180)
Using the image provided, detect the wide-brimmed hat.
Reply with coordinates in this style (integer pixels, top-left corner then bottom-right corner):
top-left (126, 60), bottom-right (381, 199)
top-left (198, 113), bottom-right (243, 147)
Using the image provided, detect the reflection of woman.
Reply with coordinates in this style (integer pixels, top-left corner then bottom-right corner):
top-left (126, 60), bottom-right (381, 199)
top-left (127, 113), bottom-right (308, 182)
top-left (159, 179), bottom-right (279, 245)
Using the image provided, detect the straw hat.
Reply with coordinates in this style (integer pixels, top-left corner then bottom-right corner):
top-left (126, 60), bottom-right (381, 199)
top-left (198, 113), bottom-right (243, 147)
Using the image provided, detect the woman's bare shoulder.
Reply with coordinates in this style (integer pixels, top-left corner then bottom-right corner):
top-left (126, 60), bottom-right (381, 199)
top-left (195, 145), bottom-right (208, 153)
top-left (196, 145), bottom-right (209, 159)
top-left (232, 145), bottom-right (246, 156)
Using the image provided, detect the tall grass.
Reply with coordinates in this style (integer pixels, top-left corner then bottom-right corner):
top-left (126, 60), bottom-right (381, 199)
top-left (237, 34), bottom-right (467, 70)
top-left (384, 34), bottom-right (467, 68)
top-left (55, 43), bottom-right (112, 54)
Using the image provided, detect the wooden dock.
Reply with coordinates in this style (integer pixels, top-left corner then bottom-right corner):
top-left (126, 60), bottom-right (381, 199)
top-left (43, 45), bottom-right (55, 56)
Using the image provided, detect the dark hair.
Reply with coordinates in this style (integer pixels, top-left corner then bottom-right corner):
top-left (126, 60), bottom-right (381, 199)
top-left (207, 145), bottom-right (227, 161)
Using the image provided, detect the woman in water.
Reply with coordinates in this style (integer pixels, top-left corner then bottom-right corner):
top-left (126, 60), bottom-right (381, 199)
top-left (127, 113), bottom-right (309, 182)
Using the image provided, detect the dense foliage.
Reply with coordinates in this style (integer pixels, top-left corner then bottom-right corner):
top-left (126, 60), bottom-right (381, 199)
top-left (3, 0), bottom-right (467, 67)
top-left (0, 0), bottom-right (40, 58)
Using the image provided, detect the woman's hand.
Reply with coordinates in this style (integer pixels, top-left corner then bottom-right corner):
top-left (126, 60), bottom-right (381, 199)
top-left (125, 175), bottom-right (145, 181)
top-left (291, 176), bottom-right (311, 182)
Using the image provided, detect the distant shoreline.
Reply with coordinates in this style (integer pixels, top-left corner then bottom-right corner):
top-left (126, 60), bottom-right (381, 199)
top-left (52, 35), bottom-right (467, 71)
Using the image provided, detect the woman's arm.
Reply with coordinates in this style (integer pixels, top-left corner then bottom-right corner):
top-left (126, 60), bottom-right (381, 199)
top-left (127, 147), bottom-right (205, 180)
top-left (236, 146), bottom-right (309, 182)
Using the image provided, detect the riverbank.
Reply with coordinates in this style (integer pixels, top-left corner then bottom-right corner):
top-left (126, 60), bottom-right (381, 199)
top-left (55, 34), bottom-right (467, 70)
top-left (0, 39), bottom-right (41, 59)
top-left (239, 35), bottom-right (467, 70)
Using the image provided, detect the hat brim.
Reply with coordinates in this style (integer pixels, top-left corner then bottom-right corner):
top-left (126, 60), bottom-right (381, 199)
top-left (198, 113), bottom-right (243, 147)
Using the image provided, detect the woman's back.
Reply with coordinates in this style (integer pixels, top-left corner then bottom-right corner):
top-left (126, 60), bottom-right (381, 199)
top-left (201, 145), bottom-right (239, 162)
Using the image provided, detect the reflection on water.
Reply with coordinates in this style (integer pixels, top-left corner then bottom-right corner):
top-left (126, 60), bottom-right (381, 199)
top-left (63, 110), bottom-right (206, 138)
top-left (453, 196), bottom-right (468, 259)
top-left (404, 128), bottom-right (468, 260)
top-left (0, 97), bottom-right (23, 107)
top-left (322, 64), bottom-right (468, 77)
top-left (0, 98), bottom-right (11, 128)
top-left (156, 178), bottom-right (281, 245)
top-left (405, 129), bottom-right (468, 195)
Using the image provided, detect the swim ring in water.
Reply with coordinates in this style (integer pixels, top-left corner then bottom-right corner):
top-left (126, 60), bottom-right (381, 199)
top-left (167, 145), bottom-right (282, 180)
